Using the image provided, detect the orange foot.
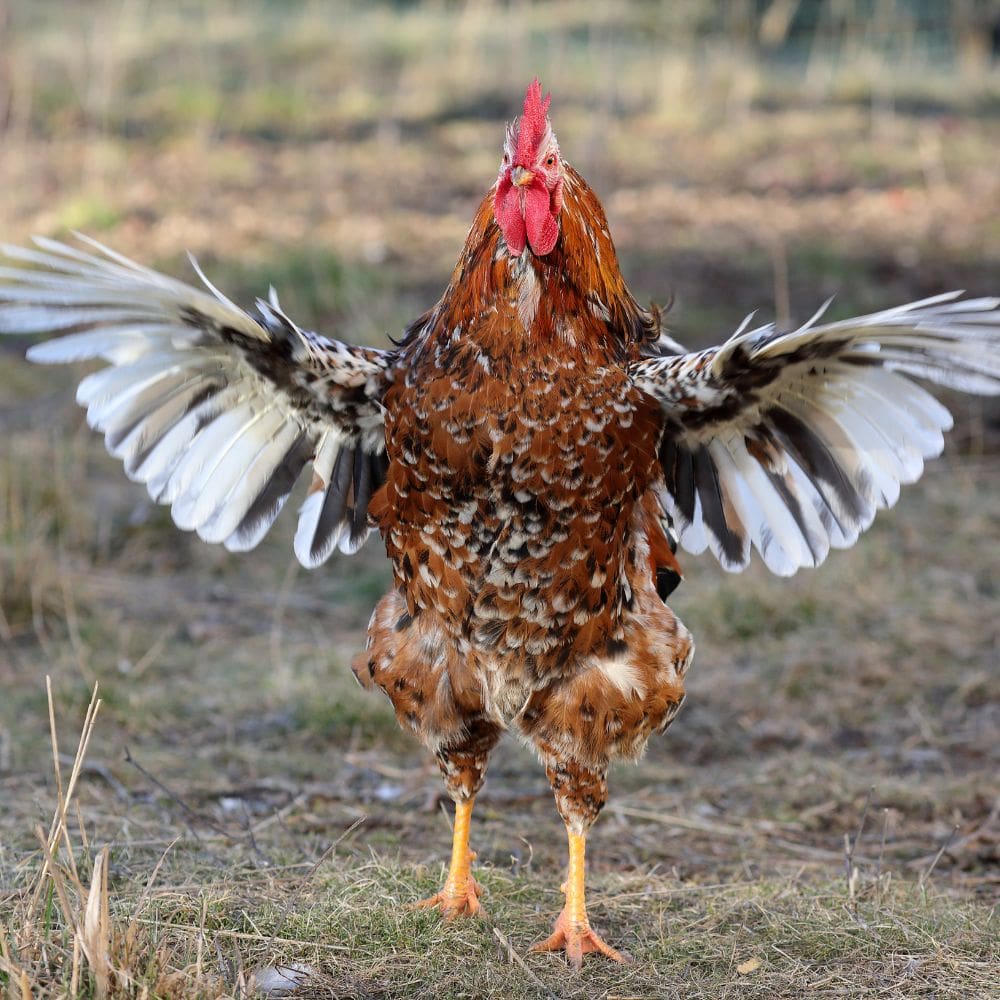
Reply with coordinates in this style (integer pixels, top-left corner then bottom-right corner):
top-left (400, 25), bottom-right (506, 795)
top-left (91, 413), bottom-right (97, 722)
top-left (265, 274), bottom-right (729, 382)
top-left (530, 909), bottom-right (630, 970)
top-left (411, 870), bottom-right (483, 919)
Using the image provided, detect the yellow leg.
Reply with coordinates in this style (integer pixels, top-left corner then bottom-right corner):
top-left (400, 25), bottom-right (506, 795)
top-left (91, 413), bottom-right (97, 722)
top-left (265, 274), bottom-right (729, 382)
top-left (530, 829), bottom-right (629, 969)
top-left (412, 798), bottom-right (483, 918)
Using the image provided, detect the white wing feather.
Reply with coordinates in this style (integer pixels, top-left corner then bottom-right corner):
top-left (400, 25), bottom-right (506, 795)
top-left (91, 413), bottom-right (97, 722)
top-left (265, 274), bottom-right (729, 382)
top-left (633, 293), bottom-right (1000, 575)
top-left (0, 236), bottom-right (393, 565)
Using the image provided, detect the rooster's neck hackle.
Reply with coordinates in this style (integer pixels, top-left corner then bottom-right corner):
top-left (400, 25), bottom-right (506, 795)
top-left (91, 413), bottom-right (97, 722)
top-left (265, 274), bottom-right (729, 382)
top-left (418, 164), bottom-right (658, 365)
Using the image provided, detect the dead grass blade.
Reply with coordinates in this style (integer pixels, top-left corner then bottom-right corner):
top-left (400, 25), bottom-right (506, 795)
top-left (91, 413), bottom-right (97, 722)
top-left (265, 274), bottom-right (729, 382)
top-left (6, 680), bottom-right (241, 998)
top-left (25, 677), bottom-right (101, 924)
top-left (79, 847), bottom-right (111, 997)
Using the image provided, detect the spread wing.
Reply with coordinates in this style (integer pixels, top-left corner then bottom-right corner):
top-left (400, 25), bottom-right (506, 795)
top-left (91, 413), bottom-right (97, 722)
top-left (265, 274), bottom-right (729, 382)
top-left (0, 236), bottom-right (394, 566)
top-left (630, 293), bottom-right (1000, 576)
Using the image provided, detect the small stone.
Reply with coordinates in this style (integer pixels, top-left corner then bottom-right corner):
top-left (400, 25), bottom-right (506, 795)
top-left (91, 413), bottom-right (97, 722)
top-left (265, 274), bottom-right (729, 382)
top-left (254, 963), bottom-right (314, 997)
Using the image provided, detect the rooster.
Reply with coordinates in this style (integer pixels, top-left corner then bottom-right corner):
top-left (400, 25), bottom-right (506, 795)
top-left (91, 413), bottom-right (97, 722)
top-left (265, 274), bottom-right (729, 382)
top-left (2, 79), bottom-right (999, 968)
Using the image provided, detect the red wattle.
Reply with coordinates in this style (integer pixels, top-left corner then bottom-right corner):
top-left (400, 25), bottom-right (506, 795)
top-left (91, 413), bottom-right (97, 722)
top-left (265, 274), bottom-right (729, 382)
top-left (495, 179), bottom-right (526, 257)
top-left (523, 182), bottom-right (559, 256)
top-left (494, 175), bottom-right (559, 257)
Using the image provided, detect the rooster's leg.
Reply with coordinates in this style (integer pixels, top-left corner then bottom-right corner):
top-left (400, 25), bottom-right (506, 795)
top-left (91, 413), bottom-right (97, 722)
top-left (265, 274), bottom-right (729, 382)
top-left (530, 758), bottom-right (629, 968)
top-left (412, 797), bottom-right (482, 917)
top-left (412, 721), bottom-right (500, 918)
top-left (530, 826), bottom-right (628, 968)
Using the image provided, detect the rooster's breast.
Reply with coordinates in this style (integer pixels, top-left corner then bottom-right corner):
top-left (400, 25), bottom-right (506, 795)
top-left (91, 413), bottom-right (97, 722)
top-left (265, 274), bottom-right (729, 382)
top-left (371, 337), bottom-right (661, 676)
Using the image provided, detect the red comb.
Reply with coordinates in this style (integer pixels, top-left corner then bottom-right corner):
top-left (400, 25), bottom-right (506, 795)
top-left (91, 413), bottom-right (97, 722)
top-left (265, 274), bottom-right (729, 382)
top-left (516, 78), bottom-right (551, 164)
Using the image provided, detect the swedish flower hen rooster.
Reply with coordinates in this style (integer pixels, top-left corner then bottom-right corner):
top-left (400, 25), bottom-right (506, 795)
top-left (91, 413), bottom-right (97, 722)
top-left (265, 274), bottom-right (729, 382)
top-left (3, 79), bottom-right (1000, 968)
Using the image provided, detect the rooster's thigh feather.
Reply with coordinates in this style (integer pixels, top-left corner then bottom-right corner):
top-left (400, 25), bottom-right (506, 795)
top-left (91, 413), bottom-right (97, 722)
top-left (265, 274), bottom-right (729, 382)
top-left (516, 586), bottom-right (693, 832)
top-left (355, 590), bottom-right (501, 801)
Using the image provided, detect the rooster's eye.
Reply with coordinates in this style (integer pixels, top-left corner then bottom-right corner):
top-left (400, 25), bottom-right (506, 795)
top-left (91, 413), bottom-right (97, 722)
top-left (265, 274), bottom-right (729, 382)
top-left (503, 153), bottom-right (510, 164)
top-left (545, 155), bottom-right (555, 167)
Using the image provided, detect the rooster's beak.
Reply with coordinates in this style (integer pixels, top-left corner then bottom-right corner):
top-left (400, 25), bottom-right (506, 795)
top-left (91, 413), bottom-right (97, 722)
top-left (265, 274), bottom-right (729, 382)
top-left (511, 166), bottom-right (535, 187)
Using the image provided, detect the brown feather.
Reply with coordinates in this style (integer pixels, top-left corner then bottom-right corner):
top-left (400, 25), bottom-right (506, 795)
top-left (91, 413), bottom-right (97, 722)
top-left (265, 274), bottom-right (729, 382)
top-left (364, 163), bottom-right (693, 835)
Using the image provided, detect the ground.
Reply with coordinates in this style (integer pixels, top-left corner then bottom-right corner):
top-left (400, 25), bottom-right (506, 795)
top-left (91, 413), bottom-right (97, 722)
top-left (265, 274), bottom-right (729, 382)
top-left (0, 4), bottom-right (998, 998)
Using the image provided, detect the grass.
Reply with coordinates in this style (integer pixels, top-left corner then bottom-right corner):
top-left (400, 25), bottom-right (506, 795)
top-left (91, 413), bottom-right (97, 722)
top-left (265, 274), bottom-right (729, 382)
top-left (1, 2), bottom-right (999, 998)
top-left (2, 680), bottom-right (996, 999)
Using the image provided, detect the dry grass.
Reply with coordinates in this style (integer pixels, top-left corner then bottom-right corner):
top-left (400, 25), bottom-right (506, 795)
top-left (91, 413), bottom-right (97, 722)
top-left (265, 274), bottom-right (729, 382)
top-left (2, 670), bottom-right (996, 999)
top-left (1, 684), bottom-right (254, 999)
top-left (1, 3), bottom-right (999, 998)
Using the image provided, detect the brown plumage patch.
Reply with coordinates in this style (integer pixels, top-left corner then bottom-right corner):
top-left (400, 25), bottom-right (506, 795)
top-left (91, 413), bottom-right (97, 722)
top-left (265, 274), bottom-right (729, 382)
top-left (361, 165), bottom-right (694, 835)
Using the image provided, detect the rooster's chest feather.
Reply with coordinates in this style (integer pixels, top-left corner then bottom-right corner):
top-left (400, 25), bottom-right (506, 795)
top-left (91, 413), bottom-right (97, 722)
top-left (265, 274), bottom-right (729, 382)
top-left (374, 328), bottom-right (659, 667)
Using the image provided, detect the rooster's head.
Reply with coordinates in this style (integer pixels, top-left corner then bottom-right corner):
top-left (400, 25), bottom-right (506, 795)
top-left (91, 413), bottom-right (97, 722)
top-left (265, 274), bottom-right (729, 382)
top-left (494, 79), bottom-right (564, 258)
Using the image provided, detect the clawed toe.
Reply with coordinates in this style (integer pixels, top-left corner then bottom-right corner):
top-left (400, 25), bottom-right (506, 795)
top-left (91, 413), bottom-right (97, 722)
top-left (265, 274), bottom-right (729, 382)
top-left (411, 876), bottom-right (483, 919)
top-left (530, 911), bottom-right (630, 969)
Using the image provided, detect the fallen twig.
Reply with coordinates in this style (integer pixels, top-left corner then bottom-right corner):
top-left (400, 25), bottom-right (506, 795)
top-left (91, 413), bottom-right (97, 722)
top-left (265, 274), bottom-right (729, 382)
top-left (491, 925), bottom-right (559, 1000)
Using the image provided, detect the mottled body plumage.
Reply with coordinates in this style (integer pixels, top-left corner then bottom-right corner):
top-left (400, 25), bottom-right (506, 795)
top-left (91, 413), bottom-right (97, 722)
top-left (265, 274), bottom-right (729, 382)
top-left (359, 166), bottom-right (691, 829)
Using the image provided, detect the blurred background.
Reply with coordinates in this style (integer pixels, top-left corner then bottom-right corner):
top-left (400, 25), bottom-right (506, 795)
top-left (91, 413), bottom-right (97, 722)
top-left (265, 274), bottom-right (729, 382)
top-left (0, 3), bottom-right (997, 996)
top-left (3, 1), bottom-right (1000, 334)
